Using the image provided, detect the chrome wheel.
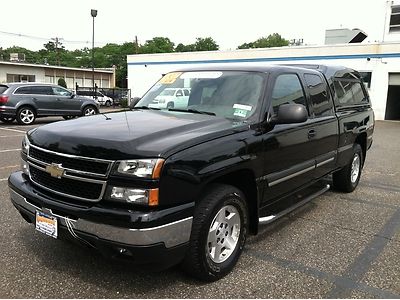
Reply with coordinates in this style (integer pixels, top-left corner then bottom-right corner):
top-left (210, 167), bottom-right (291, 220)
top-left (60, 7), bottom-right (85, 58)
top-left (19, 109), bottom-right (35, 124)
top-left (351, 153), bottom-right (360, 183)
top-left (84, 107), bottom-right (96, 116)
top-left (207, 205), bottom-right (241, 264)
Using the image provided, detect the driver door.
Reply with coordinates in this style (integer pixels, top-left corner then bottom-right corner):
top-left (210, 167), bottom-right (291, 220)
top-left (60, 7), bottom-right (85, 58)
top-left (52, 86), bottom-right (82, 115)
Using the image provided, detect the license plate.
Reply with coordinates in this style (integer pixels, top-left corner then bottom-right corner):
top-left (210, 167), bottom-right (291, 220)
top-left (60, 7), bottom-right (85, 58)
top-left (35, 211), bottom-right (58, 239)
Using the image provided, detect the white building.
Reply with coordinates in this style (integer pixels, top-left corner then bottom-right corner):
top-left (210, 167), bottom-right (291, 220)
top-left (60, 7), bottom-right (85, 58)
top-left (0, 61), bottom-right (116, 89)
top-left (127, 1), bottom-right (400, 120)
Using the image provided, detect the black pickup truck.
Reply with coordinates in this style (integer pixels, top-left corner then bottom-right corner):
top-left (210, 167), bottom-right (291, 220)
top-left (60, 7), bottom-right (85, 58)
top-left (8, 65), bottom-right (374, 281)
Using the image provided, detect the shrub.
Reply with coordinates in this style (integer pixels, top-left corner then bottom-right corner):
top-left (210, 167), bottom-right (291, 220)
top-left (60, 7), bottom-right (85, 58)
top-left (58, 78), bottom-right (67, 88)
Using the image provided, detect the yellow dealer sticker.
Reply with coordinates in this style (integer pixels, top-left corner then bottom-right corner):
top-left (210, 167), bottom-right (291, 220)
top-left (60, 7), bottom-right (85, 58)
top-left (159, 72), bottom-right (182, 84)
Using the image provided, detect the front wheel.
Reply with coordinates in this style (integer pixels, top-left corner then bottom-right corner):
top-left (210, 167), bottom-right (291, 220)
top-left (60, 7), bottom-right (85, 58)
top-left (182, 184), bottom-right (248, 281)
top-left (82, 106), bottom-right (97, 116)
top-left (332, 144), bottom-right (363, 192)
top-left (105, 100), bottom-right (112, 107)
top-left (0, 116), bottom-right (16, 124)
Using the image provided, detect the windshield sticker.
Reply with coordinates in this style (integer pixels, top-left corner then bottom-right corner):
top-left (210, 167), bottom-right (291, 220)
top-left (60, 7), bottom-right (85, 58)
top-left (233, 108), bottom-right (248, 118)
top-left (180, 71), bottom-right (223, 79)
top-left (159, 72), bottom-right (182, 84)
top-left (233, 104), bottom-right (252, 111)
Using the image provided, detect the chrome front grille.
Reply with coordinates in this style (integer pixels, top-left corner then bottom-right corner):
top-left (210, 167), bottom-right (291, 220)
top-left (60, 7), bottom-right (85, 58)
top-left (27, 145), bottom-right (113, 202)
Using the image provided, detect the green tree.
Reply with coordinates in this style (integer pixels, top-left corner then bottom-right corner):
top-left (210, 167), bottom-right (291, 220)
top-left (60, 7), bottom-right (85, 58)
top-left (193, 37), bottom-right (219, 51)
top-left (175, 43), bottom-right (195, 52)
top-left (238, 33), bottom-right (289, 49)
top-left (140, 37), bottom-right (174, 53)
top-left (57, 78), bottom-right (67, 88)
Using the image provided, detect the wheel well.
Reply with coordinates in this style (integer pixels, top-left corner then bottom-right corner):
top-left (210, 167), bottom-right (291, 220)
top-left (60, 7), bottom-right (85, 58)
top-left (355, 132), bottom-right (367, 164)
top-left (210, 169), bottom-right (258, 235)
top-left (17, 104), bottom-right (36, 113)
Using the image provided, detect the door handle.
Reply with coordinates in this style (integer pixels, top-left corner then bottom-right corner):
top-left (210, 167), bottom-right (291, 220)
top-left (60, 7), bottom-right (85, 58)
top-left (32, 97), bottom-right (38, 101)
top-left (308, 129), bottom-right (316, 139)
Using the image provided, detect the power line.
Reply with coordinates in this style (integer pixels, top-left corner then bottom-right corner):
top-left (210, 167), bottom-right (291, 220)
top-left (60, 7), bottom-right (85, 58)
top-left (0, 29), bottom-right (136, 47)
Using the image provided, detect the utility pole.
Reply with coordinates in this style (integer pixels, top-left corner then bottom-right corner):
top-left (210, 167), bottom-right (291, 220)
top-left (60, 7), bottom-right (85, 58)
top-left (135, 35), bottom-right (139, 54)
top-left (51, 37), bottom-right (63, 66)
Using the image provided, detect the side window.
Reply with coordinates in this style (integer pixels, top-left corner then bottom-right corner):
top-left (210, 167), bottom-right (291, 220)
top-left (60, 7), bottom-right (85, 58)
top-left (31, 86), bottom-right (53, 95)
top-left (183, 89), bottom-right (190, 96)
top-left (333, 80), bottom-right (368, 107)
top-left (176, 89), bottom-right (183, 97)
top-left (271, 74), bottom-right (307, 114)
top-left (14, 86), bottom-right (33, 95)
top-left (52, 87), bottom-right (71, 96)
top-left (304, 74), bottom-right (333, 117)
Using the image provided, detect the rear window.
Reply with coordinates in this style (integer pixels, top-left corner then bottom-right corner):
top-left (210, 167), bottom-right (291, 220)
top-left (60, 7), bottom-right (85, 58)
top-left (0, 85), bottom-right (9, 94)
top-left (333, 80), bottom-right (369, 108)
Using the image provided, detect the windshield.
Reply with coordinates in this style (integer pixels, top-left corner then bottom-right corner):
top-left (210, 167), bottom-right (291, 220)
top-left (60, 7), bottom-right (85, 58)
top-left (136, 71), bottom-right (265, 120)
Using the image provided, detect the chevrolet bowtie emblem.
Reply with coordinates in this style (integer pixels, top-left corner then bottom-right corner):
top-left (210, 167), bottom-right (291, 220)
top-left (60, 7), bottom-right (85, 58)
top-left (45, 163), bottom-right (65, 179)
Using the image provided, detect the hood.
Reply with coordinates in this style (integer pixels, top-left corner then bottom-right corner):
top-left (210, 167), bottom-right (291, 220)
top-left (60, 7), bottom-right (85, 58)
top-left (28, 110), bottom-right (248, 160)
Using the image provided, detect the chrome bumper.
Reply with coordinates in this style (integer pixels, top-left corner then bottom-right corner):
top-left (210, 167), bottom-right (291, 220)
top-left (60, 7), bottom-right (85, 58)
top-left (9, 188), bottom-right (192, 248)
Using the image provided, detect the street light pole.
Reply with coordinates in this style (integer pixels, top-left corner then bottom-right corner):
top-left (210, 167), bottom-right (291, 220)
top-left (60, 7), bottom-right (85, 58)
top-left (91, 9), bottom-right (97, 98)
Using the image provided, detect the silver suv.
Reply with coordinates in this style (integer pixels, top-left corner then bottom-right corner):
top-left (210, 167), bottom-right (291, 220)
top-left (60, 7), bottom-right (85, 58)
top-left (0, 83), bottom-right (100, 125)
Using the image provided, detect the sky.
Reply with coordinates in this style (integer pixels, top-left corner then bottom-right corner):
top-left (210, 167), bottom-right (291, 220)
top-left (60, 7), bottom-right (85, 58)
top-left (0, 0), bottom-right (389, 51)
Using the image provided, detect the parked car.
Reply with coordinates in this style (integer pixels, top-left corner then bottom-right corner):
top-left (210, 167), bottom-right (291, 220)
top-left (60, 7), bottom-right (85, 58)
top-left (76, 90), bottom-right (114, 107)
top-left (0, 83), bottom-right (100, 125)
top-left (8, 65), bottom-right (374, 281)
top-left (148, 87), bottom-right (191, 109)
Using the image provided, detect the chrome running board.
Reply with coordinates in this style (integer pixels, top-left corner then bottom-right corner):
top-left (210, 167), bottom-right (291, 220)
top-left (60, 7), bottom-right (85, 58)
top-left (258, 184), bottom-right (330, 225)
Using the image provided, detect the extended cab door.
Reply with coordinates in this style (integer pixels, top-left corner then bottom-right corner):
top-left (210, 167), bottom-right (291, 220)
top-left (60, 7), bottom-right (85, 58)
top-left (261, 73), bottom-right (316, 207)
top-left (303, 72), bottom-right (339, 179)
top-left (14, 85), bottom-right (55, 115)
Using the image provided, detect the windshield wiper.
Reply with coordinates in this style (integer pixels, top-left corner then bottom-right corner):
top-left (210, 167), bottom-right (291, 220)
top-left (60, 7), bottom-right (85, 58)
top-left (131, 106), bottom-right (161, 110)
top-left (168, 108), bottom-right (216, 116)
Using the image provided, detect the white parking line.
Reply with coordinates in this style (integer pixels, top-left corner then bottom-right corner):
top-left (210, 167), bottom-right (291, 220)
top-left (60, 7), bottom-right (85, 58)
top-left (0, 165), bottom-right (19, 170)
top-left (0, 135), bottom-right (24, 138)
top-left (0, 127), bottom-right (26, 133)
top-left (0, 149), bottom-right (20, 153)
top-left (0, 178), bottom-right (8, 182)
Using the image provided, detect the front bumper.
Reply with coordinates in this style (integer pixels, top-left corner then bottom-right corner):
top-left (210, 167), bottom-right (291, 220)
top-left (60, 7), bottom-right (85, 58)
top-left (8, 171), bottom-right (194, 265)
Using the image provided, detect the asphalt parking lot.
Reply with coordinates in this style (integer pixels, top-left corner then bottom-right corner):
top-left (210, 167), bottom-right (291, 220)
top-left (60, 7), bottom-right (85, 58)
top-left (0, 116), bottom-right (399, 298)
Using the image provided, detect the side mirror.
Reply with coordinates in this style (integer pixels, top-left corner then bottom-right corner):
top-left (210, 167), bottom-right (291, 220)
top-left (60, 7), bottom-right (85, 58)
top-left (70, 91), bottom-right (76, 99)
top-left (270, 103), bottom-right (308, 125)
top-left (129, 97), bottom-right (141, 109)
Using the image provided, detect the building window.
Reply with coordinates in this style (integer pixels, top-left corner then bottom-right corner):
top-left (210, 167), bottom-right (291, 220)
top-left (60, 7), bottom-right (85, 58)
top-left (359, 72), bottom-right (372, 89)
top-left (6, 74), bottom-right (35, 82)
top-left (389, 5), bottom-right (400, 33)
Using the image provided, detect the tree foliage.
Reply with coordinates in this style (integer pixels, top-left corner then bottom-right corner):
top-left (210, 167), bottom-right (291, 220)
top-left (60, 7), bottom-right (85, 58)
top-left (238, 33), bottom-right (289, 49)
top-left (57, 78), bottom-right (67, 88)
top-left (0, 34), bottom-right (287, 88)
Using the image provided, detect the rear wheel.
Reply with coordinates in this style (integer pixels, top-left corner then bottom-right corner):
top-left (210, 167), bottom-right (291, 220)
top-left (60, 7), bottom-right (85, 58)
top-left (0, 116), bottom-right (16, 124)
top-left (82, 106), bottom-right (97, 116)
top-left (182, 184), bottom-right (248, 281)
top-left (332, 144), bottom-right (363, 192)
top-left (16, 107), bottom-right (36, 125)
top-left (105, 100), bottom-right (112, 107)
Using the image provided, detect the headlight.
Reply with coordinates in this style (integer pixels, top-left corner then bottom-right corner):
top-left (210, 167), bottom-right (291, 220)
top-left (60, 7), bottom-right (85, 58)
top-left (108, 187), bottom-right (159, 206)
top-left (113, 159), bottom-right (164, 179)
top-left (21, 135), bottom-right (30, 155)
top-left (158, 99), bottom-right (165, 104)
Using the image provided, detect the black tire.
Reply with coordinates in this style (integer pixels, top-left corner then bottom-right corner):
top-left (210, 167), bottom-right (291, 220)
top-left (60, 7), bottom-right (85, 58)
top-left (82, 106), bottom-right (97, 116)
top-left (105, 100), bottom-right (111, 107)
top-left (16, 106), bottom-right (36, 125)
top-left (0, 116), bottom-right (16, 124)
top-left (63, 116), bottom-right (76, 120)
top-left (167, 102), bottom-right (174, 109)
top-left (182, 184), bottom-right (248, 281)
top-left (332, 144), bottom-right (363, 193)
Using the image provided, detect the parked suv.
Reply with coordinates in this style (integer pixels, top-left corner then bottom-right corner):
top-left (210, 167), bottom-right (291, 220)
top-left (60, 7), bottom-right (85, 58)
top-left (76, 90), bottom-right (114, 107)
top-left (0, 83), bottom-right (100, 125)
top-left (9, 65), bottom-right (374, 281)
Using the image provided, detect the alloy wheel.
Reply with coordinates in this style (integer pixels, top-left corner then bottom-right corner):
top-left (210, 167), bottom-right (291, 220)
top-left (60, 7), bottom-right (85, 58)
top-left (206, 205), bottom-right (241, 263)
